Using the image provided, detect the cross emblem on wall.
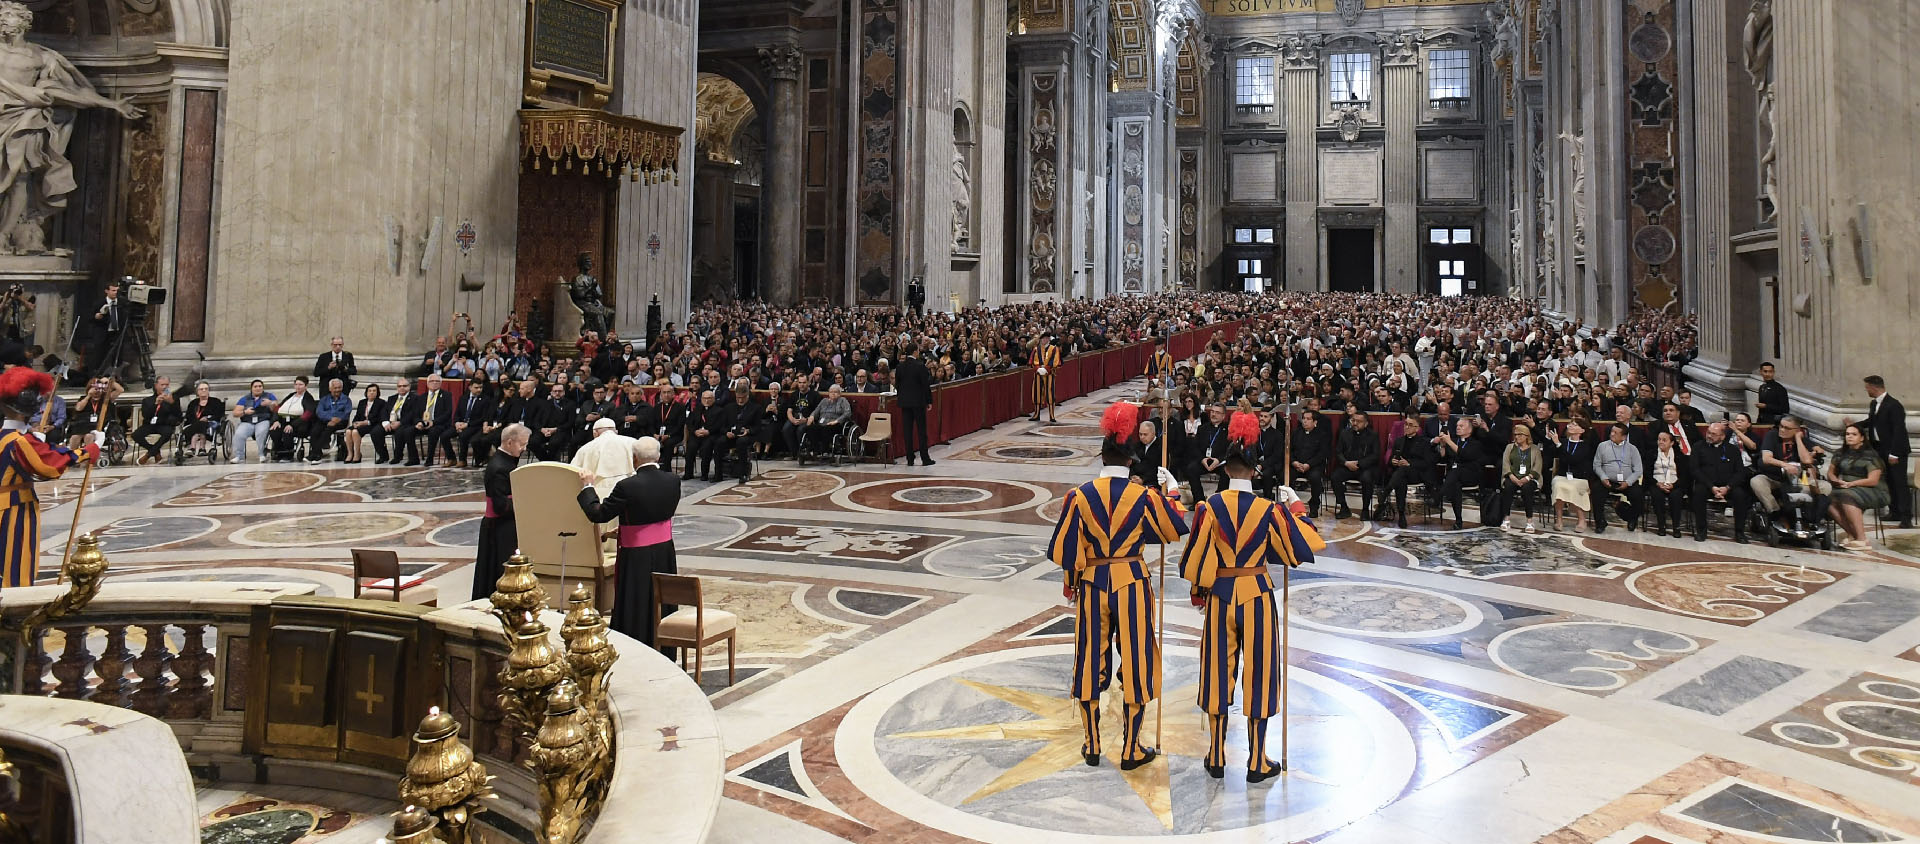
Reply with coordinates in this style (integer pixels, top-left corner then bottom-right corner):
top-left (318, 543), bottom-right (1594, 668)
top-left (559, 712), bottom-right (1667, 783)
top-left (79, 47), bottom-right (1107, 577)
top-left (282, 645), bottom-right (315, 706)
top-left (353, 654), bottom-right (386, 715)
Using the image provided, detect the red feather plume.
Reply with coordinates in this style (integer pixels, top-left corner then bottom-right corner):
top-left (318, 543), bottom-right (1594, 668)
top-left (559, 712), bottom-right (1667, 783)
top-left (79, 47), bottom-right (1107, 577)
top-left (0, 365), bottom-right (51, 402)
top-left (1099, 401), bottom-right (1140, 443)
top-left (1228, 411), bottom-right (1259, 448)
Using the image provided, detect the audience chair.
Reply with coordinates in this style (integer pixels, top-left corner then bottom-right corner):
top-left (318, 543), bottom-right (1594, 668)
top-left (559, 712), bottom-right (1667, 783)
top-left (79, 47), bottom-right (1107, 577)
top-left (350, 548), bottom-right (440, 606)
top-left (857, 412), bottom-right (892, 463)
top-left (653, 573), bottom-right (738, 687)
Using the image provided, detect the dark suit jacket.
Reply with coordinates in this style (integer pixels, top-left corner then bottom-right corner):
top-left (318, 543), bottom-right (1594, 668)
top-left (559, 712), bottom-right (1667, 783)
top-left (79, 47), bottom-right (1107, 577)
top-left (417, 389), bottom-right (453, 428)
top-left (314, 351), bottom-right (357, 385)
top-left (895, 355), bottom-right (934, 409)
top-left (138, 393), bottom-right (182, 428)
top-left (454, 391), bottom-right (490, 425)
top-left (579, 466), bottom-right (681, 526)
top-left (395, 392), bottom-right (425, 428)
top-left (1869, 394), bottom-right (1910, 457)
top-left (353, 397), bottom-right (389, 427)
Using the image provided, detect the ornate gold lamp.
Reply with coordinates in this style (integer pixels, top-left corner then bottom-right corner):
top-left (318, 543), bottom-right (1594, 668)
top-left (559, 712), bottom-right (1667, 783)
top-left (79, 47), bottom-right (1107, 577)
top-left (488, 551), bottom-right (548, 631)
top-left (382, 805), bottom-right (443, 844)
top-left (528, 681), bottom-right (610, 844)
top-left (5, 532), bottom-right (108, 648)
top-left (499, 614), bottom-right (568, 741)
top-left (398, 707), bottom-right (492, 844)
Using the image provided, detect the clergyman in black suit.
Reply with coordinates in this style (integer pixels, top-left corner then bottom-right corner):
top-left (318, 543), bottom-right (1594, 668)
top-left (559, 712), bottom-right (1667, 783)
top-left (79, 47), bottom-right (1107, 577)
top-left (1864, 375), bottom-right (1911, 527)
top-left (895, 341), bottom-right (935, 466)
top-left (314, 336), bottom-right (358, 392)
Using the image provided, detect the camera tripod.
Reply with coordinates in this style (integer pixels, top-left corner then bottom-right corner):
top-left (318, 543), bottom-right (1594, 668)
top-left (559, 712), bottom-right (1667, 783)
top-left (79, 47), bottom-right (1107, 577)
top-left (97, 314), bottom-right (155, 388)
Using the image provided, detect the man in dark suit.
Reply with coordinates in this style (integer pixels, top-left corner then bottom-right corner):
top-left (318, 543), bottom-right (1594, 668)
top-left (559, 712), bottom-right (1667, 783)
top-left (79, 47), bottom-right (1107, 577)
top-left (314, 336), bottom-right (358, 393)
top-left (683, 389), bottom-right (727, 481)
top-left (409, 374), bottom-right (453, 466)
top-left (530, 382), bottom-right (574, 461)
top-left (1288, 410), bottom-right (1332, 518)
top-left (1755, 362), bottom-right (1790, 425)
top-left (390, 378), bottom-right (425, 465)
top-left (577, 438), bottom-right (682, 646)
top-left (1691, 422), bottom-right (1752, 543)
top-left (87, 278), bottom-right (129, 380)
top-left (452, 376), bottom-right (492, 467)
top-left (895, 341), bottom-right (935, 466)
top-left (1865, 375), bottom-right (1911, 527)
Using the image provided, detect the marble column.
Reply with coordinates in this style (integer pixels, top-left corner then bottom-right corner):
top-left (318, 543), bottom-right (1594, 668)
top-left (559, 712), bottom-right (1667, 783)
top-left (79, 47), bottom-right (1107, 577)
top-left (1282, 37), bottom-right (1321, 291)
top-left (758, 44), bottom-right (803, 306)
top-left (1382, 32), bottom-right (1419, 294)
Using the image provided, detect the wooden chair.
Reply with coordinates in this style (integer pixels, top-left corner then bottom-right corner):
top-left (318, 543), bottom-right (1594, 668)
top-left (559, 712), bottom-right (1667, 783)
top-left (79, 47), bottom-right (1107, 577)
top-left (653, 573), bottom-right (737, 686)
top-left (350, 549), bottom-right (439, 606)
top-left (858, 412), bottom-right (893, 463)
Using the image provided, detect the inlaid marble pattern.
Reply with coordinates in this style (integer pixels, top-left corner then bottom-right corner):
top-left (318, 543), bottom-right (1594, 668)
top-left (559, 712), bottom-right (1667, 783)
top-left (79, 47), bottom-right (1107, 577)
top-left (945, 440), bottom-right (1100, 466)
top-left (1539, 755), bottom-right (1920, 843)
top-left (1747, 673), bottom-right (1920, 780)
top-left (1350, 528), bottom-right (1844, 626)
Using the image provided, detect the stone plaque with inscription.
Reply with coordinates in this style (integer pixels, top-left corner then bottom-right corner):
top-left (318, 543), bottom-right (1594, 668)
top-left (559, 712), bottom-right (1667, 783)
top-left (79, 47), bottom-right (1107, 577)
top-left (1230, 152), bottom-right (1280, 203)
top-left (525, 0), bottom-right (618, 107)
top-left (1321, 149), bottom-right (1381, 205)
top-left (1423, 148), bottom-right (1478, 202)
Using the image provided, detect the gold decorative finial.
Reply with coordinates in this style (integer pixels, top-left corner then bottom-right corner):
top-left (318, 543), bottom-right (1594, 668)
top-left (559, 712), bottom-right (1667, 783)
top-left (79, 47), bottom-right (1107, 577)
top-left (6, 532), bottom-right (109, 648)
top-left (398, 707), bottom-right (492, 844)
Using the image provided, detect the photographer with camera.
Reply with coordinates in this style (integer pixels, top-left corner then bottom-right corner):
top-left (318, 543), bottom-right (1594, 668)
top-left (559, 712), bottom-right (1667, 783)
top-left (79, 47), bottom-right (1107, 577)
top-left (0, 283), bottom-right (33, 342)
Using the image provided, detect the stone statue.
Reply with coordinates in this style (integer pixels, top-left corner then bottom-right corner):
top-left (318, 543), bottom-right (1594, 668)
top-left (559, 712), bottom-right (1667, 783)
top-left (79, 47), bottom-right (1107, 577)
top-left (566, 252), bottom-right (613, 336)
top-left (1559, 132), bottom-right (1588, 256)
top-left (1743, 0), bottom-right (1777, 221)
top-left (951, 146), bottom-right (971, 249)
top-left (0, 2), bottom-right (141, 255)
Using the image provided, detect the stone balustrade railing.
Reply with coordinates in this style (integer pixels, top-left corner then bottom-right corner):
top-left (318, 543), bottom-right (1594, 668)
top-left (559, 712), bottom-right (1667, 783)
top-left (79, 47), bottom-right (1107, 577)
top-left (1, 581), bottom-right (722, 843)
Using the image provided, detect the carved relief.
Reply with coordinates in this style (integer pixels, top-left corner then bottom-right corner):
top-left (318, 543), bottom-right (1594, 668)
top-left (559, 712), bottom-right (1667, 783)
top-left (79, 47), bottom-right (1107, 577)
top-left (1178, 148), bottom-right (1198, 288)
top-left (1384, 31), bottom-right (1420, 66)
top-left (1333, 104), bottom-right (1366, 142)
top-left (1281, 35), bottom-right (1319, 70)
top-left (1335, 0), bottom-right (1364, 28)
top-left (1559, 131), bottom-right (1587, 257)
top-left (1027, 73), bottom-right (1060, 293)
top-left (1119, 121), bottom-right (1146, 292)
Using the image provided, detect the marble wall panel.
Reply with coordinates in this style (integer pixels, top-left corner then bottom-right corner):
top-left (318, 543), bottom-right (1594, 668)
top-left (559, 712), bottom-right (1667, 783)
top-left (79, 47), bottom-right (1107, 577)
top-left (170, 89), bottom-right (218, 343)
top-left (855, 0), bottom-right (900, 304)
top-left (1625, 0), bottom-right (1683, 311)
top-left (119, 98), bottom-right (168, 284)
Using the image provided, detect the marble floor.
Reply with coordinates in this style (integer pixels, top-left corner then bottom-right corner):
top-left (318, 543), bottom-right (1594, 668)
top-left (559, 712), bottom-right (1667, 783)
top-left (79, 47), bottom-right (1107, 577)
top-left (41, 381), bottom-right (1920, 844)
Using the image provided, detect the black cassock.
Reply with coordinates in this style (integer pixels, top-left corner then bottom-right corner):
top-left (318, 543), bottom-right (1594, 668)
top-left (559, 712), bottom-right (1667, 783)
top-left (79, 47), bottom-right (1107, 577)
top-left (472, 450), bottom-right (520, 601)
top-left (578, 465), bottom-right (681, 647)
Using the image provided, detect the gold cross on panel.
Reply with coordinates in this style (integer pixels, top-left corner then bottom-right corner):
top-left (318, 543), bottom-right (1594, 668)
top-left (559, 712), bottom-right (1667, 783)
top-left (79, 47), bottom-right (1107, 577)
top-left (353, 654), bottom-right (386, 716)
top-left (281, 646), bottom-right (315, 707)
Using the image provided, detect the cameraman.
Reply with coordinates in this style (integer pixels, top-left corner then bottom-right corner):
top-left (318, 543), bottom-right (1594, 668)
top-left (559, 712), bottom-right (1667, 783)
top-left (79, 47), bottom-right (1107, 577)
top-left (0, 283), bottom-right (34, 341)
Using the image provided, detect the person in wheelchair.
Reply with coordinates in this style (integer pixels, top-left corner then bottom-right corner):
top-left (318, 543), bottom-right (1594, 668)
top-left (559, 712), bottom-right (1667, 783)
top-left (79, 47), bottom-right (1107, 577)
top-left (131, 376), bottom-right (181, 465)
top-left (61, 377), bottom-right (116, 453)
top-left (180, 380), bottom-right (225, 459)
top-left (269, 376), bottom-right (317, 461)
top-left (1751, 415), bottom-right (1829, 527)
top-left (801, 384), bottom-right (853, 459)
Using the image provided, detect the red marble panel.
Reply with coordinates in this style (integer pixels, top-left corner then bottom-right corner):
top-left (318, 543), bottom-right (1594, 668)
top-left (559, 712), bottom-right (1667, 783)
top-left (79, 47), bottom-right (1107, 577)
top-left (170, 89), bottom-right (218, 342)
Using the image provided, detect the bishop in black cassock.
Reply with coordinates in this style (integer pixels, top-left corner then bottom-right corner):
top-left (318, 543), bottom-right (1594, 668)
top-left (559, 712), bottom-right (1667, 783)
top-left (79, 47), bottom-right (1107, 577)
top-left (471, 429), bottom-right (525, 601)
top-left (578, 456), bottom-right (681, 648)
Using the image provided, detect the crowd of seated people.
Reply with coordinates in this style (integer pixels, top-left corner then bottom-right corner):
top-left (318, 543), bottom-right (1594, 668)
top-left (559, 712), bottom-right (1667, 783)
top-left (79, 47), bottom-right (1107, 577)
top-left (30, 292), bottom-right (1895, 552)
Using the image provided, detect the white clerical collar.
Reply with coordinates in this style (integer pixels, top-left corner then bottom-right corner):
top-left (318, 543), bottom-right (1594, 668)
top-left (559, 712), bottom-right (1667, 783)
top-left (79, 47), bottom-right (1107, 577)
top-left (1098, 466), bottom-right (1129, 479)
top-left (1229, 479), bottom-right (1253, 492)
top-left (639, 462), bottom-right (660, 469)
top-left (1, 418), bottom-right (24, 432)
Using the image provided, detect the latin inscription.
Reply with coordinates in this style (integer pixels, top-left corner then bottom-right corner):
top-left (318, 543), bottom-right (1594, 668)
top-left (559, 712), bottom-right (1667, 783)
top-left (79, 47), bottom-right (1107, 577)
top-left (531, 0), bottom-right (611, 83)
top-left (1210, 0), bottom-right (1485, 15)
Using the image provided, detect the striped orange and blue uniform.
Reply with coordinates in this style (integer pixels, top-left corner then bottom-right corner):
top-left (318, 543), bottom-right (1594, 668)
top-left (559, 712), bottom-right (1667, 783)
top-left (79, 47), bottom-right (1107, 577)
top-left (1030, 344), bottom-right (1062, 411)
top-left (1179, 487), bottom-right (1324, 773)
top-left (0, 428), bottom-right (82, 588)
top-left (1046, 470), bottom-right (1187, 760)
top-left (1147, 349), bottom-right (1175, 383)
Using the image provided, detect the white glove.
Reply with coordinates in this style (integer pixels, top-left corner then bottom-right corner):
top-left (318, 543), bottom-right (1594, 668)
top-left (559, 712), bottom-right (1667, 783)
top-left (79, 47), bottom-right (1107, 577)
top-left (1274, 486), bottom-right (1302, 507)
top-left (1037, 366), bottom-right (1049, 376)
top-left (1156, 466), bottom-right (1178, 492)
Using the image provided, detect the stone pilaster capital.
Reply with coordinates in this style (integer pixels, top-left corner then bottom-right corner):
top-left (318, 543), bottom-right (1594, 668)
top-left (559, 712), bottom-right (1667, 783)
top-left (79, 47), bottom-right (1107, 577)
top-left (758, 43), bottom-right (804, 82)
top-left (1280, 35), bottom-right (1320, 70)
top-left (1383, 31), bottom-right (1420, 66)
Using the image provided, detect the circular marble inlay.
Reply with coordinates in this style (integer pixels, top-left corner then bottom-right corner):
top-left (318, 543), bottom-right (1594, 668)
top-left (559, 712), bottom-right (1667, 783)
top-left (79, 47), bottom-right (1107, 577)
top-left (200, 809), bottom-right (318, 844)
top-left (1034, 425), bottom-right (1104, 439)
top-left (1772, 721), bottom-right (1849, 749)
top-left (55, 515), bottom-right (220, 554)
top-left (923, 536), bottom-right (1048, 580)
top-left (670, 514), bottom-right (749, 549)
top-left (895, 486), bottom-right (994, 505)
top-left (837, 479), bottom-right (1052, 518)
top-left (1628, 21), bottom-right (1672, 62)
top-left (703, 470), bottom-right (846, 506)
top-left (230, 513), bottom-right (424, 547)
top-left (1286, 582), bottom-right (1483, 639)
top-left (1488, 621), bottom-right (1698, 691)
top-left (1860, 680), bottom-right (1920, 702)
top-left (988, 446), bottom-right (1079, 461)
top-left (161, 471), bottom-right (327, 507)
top-left (1824, 701), bottom-right (1920, 746)
top-left (1633, 224), bottom-right (1678, 265)
top-left (426, 517), bottom-right (482, 548)
top-left (838, 645), bottom-right (1416, 839)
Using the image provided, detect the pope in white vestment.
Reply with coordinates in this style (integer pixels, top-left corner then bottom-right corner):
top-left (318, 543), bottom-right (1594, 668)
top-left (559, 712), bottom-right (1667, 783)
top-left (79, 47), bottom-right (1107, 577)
top-left (572, 419), bottom-right (639, 554)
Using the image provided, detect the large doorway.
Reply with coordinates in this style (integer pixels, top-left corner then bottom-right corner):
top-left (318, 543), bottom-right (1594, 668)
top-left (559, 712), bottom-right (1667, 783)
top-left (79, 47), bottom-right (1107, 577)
top-left (1327, 228), bottom-right (1374, 292)
top-left (1227, 224), bottom-right (1278, 292)
top-left (1423, 226), bottom-right (1483, 296)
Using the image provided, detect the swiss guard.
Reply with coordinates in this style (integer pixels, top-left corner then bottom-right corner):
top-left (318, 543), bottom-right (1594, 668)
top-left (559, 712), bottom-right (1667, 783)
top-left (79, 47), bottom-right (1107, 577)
top-left (0, 361), bottom-right (94, 588)
top-left (1046, 400), bottom-right (1188, 769)
top-left (1179, 410), bottom-right (1324, 783)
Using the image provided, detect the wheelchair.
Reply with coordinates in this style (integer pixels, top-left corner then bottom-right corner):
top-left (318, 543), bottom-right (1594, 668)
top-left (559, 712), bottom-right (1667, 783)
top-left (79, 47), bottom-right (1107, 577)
top-left (1752, 467), bottom-right (1837, 550)
top-left (97, 416), bottom-right (129, 468)
top-left (171, 420), bottom-right (229, 466)
top-left (795, 420), bottom-right (857, 467)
